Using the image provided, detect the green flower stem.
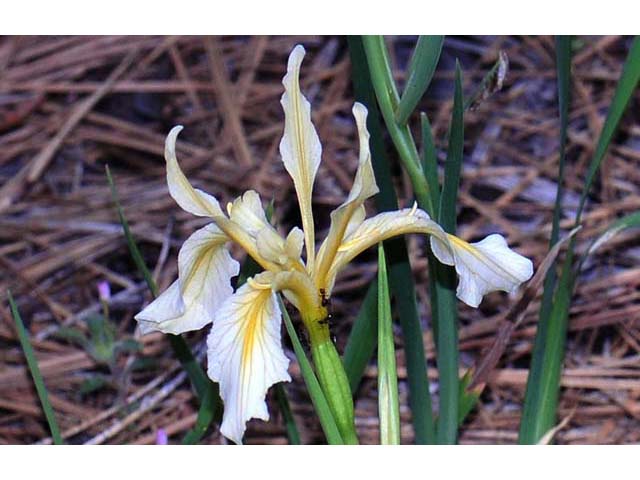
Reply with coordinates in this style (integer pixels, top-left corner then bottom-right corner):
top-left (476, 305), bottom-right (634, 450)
top-left (308, 317), bottom-right (359, 444)
top-left (362, 35), bottom-right (435, 217)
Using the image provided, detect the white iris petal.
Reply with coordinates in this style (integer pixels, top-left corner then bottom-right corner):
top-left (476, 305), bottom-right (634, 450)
top-left (206, 279), bottom-right (291, 445)
top-left (135, 223), bottom-right (239, 334)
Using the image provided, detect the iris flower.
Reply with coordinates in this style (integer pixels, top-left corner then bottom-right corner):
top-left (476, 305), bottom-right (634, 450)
top-left (135, 45), bottom-right (533, 444)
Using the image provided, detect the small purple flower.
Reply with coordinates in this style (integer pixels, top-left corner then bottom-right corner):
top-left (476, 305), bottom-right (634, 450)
top-left (97, 281), bottom-right (111, 302)
top-left (156, 428), bottom-right (168, 445)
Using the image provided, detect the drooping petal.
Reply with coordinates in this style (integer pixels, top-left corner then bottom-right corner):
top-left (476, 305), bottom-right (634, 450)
top-left (314, 103), bottom-right (379, 289)
top-left (324, 207), bottom-right (449, 292)
top-left (135, 223), bottom-right (239, 335)
top-left (325, 207), bottom-right (533, 307)
top-left (430, 233), bottom-right (534, 308)
top-left (279, 45), bottom-right (322, 271)
top-left (165, 126), bottom-right (224, 218)
top-left (206, 279), bottom-right (290, 444)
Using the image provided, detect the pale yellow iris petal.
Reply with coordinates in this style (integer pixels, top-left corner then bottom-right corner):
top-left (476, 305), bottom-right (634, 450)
top-left (314, 103), bottom-right (379, 289)
top-left (228, 190), bottom-right (304, 271)
top-left (165, 126), bottom-right (224, 218)
top-left (326, 207), bottom-right (532, 307)
top-left (279, 44), bottom-right (322, 272)
top-left (206, 278), bottom-right (290, 445)
top-left (430, 233), bottom-right (534, 308)
top-left (135, 223), bottom-right (239, 334)
top-left (324, 207), bottom-right (447, 292)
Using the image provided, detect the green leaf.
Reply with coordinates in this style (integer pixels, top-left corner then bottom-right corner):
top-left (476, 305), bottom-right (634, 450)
top-left (377, 244), bottom-right (401, 445)
top-left (280, 297), bottom-right (343, 445)
top-left (421, 112), bottom-right (441, 210)
top-left (274, 383), bottom-right (302, 445)
top-left (106, 165), bottom-right (220, 441)
top-left (8, 291), bottom-right (63, 445)
top-left (395, 36), bottom-right (444, 125)
top-left (520, 35), bottom-right (640, 444)
top-left (181, 386), bottom-right (215, 445)
top-left (434, 61), bottom-right (464, 445)
top-left (361, 35), bottom-right (435, 216)
top-left (347, 36), bottom-right (436, 444)
top-left (576, 36), bottom-right (640, 222)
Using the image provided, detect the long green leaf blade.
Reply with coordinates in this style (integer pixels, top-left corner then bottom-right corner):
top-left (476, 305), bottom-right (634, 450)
top-left (274, 383), bottom-right (302, 445)
top-left (519, 35), bottom-right (640, 444)
top-left (347, 36), bottom-right (436, 443)
top-left (396, 36), bottom-right (444, 125)
top-left (8, 291), bottom-right (63, 445)
top-left (434, 61), bottom-right (464, 445)
top-left (377, 244), bottom-right (401, 444)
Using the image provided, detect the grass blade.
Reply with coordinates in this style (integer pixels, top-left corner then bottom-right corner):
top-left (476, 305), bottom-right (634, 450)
top-left (280, 297), bottom-right (343, 444)
top-left (8, 291), bottom-right (63, 445)
top-left (106, 165), bottom-right (220, 441)
top-left (274, 383), bottom-right (301, 444)
top-left (377, 244), bottom-right (401, 444)
top-left (519, 36), bottom-right (640, 444)
top-left (421, 112), bottom-right (441, 210)
top-left (396, 36), bottom-right (444, 125)
top-left (575, 36), bottom-right (640, 223)
top-left (434, 61), bottom-right (464, 445)
top-left (518, 36), bottom-right (573, 444)
top-left (347, 36), bottom-right (436, 443)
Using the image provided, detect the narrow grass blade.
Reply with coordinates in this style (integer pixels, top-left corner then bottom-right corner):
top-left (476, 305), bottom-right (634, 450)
top-left (274, 383), bottom-right (301, 444)
top-left (518, 36), bottom-right (573, 444)
top-left (8, 291), bottom-right (63, 445)
top-left (347, 36), bottom-right (435, 443)
top-left (396, 36), bottom-right (444, 125)
top-left (106, 165), bottom-right (219, 440)
top-left (181, 385), bottom-right (215, 444)
top-left (434, 62), bottom-right (464, 444)
top-left (520, 36), bottom-right (640, 444)
top-left (576, 36), bottom-right (640, 222)
top-left (377, 244), bottom-right (401, 444)
top-left (280, 297), bottom-right (343, 444)
top-left (537, 36), bottom-right (573, 331)
top-left (343, 281), bottom-right (378, 391)
top-left (421, 113), bottom-right (441, 210)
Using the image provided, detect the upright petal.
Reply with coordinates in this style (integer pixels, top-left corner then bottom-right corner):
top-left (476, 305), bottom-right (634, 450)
top-left (165, 126), bottom-right (224, 218)
top-left (207, 280), bottom-right (290, 444)
top-left (279, 45), bottom-right (322, 271)
top-left (228, 190), bottom-right (304, 271)
top-left (135, 223), bottom-right (239, 334)
top-left (431, 233), bottom-right (533, 308)
top-left (314, 103), bottom-right (379, 288)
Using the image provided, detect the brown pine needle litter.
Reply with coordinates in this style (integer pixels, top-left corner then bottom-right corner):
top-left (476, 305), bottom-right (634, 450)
top-left (1, 35), bottom-right (639, 445)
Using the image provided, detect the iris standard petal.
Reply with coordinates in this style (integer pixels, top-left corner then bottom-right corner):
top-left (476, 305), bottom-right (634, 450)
top-left (165, 126), bottom-right (224, 218)
top-left (206, 279), bottom-right (291, 444)
top-left (430, 233), bottom-right (534, 308)
top-left (279, 44), bottom-right (322, 271)
top-left (314, 103), bottom-right (379, 289)
top-left (135, 223), bottom-right (239, 335)
top-left (228, 190), bottom-right (303, 271)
